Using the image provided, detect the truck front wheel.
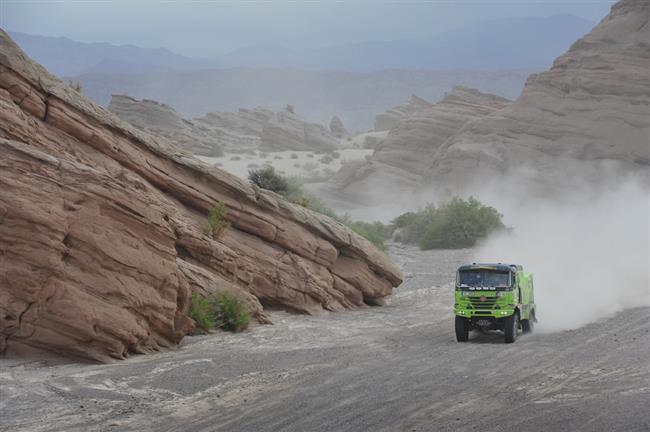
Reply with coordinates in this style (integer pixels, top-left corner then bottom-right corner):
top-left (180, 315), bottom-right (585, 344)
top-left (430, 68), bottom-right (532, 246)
top-left (504, 312), bottom-right (519, 343)
top-left (455, 316), bottom-right (469, 342)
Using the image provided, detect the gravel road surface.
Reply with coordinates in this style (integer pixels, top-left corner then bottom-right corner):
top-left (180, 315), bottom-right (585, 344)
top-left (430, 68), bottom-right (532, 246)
top-left (2, 245), bottom-right (648, 432)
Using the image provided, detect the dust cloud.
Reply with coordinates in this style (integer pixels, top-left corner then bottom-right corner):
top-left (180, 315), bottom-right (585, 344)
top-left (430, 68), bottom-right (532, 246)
top-left (474, 180), bottom-right (650, 332)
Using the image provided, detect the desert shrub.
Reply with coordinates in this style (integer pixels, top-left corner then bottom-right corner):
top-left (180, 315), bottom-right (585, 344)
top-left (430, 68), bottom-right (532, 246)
top-left (259, 152), bottom-right (269, 159)
top-left (250, 168), bottom-right (389, 250)
top-left (302, 162), bottom-right (319, 172)
top-left (274, 155), bottom-right (283, 160)
top-left (391, 205), bottom-right (437, 244)
top-left (203, 203), bottom-right (230, 238)
top-left (189, 294), bottom-right (214, 332)
top-left (248, 166), bottom-right (289, 195)
top-left (230, 156), bottom-right (241, 161)
top-left (318, 155), bottom-right (334, 164)
top-left (211, 292), bottom-right (250, 332)
top-left (389, 198), bottom-right (505, 249)
top-left (293, 163), bottom-right (301, 168)
top-left (189, 292), bottom-right (250, 333)
top-left (345, 220), bottom-right (388, 251)
top-left (247, 163), bottom-right (260, 169)
top-left (307, 153), bottom-right (314, 158)
top-left (331, 151), bottom-right (341, 159)
top-left (290, 153), bottom-right (299, 159)
top-left (419, 197), bottom-right (504, 249)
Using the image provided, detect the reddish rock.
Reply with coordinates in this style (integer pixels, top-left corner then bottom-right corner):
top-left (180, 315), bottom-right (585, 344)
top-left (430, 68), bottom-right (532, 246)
top-left (0, 30), bottom-right (402, 362)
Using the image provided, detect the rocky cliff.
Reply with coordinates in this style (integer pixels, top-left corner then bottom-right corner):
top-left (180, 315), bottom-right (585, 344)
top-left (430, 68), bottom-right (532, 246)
top-left (373, 95), bottom-right (434, 131)
top-left (427, 0), bottom-right (650, 189)
top-left (0, 30), bottom-right (402, 362)
top-left (109, 95), bottom-right (340, 155)
top-left (317, 87), bottom-right (510, 206)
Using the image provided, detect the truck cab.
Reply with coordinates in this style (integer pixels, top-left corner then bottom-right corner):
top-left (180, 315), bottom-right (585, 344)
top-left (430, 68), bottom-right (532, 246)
top-left (454, 263), bottom-right (536, 343)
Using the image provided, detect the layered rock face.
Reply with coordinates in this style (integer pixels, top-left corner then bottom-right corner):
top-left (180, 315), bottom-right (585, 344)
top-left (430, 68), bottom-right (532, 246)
top-left (319, 88), bottom-right (510, 206)
top-left (108, 95), bottom-right (228, 156)
top-left (374, 95), bottom-right (434, 131)
top-left (0, 30), bottom-right (402, 362)
top-left (109, 95), bottom-right (340, 155)
top-left (259, 109), bottom-right (339, 152)
top-left (427, 0), bottom-right (650, 189)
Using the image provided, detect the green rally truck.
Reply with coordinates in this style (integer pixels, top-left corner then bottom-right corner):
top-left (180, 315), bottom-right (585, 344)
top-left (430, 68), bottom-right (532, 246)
top-left (454, 263), bottom-right (536, 343)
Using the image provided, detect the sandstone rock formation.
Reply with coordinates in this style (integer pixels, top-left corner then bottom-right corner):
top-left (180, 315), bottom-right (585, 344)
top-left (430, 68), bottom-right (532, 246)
top-left (259, 108), bottom-right (339, 152)
top-left (317, 87), bottom-right (510, 206)
top-left (0, 30), bottom-right (402, 362)
top-left (329, 115), bottom-right (349, 138)
top-left (314, 0), bottom-right (649, 213)
top-left (427, 0), bottom-right (650, 190)
top-left (374, 95), bottom-right (434, 131)
top-left (108, 95), bottom-right (227, 156)
top-left (109, 95), bottom-right (340, 154)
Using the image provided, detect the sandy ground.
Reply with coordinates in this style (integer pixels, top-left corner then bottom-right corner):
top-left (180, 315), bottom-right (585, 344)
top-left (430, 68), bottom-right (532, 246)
top-left (1, 244), bottom-right (649, 432)
top-left (196, 149), bottom-right (372, 181)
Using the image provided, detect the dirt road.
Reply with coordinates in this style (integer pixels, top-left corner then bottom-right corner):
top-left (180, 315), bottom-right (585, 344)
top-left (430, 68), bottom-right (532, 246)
top-left (2, 245), bottom-right (649, 432)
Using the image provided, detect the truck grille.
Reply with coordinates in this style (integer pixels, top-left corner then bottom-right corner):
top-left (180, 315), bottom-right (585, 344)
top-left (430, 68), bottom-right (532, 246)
top-left (468, 297), bottom-right (497, 309)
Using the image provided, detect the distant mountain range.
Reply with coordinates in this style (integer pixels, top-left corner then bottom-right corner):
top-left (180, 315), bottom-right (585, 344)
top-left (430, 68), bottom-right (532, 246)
top-left (10, 14), bottom-right (594, 76)
top-left (221, 15), bottom-right (596, 71)
top-left (8, 32), bottom-right (220, 77)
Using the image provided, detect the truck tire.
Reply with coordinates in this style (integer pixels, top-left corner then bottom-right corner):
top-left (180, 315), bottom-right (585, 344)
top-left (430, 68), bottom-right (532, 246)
top-left (455, 316), bottom-right (469, 342)
top-left (522, 312), bottom-right (535, 334)
top-left (504, 312), bottom-right (519, 343)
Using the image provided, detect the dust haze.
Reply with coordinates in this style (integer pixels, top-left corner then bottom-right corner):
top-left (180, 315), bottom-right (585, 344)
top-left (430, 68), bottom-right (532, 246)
top-left (339, 173), bottom-right (650, 333)
top-left (474, 179), bottom-right (650, 332)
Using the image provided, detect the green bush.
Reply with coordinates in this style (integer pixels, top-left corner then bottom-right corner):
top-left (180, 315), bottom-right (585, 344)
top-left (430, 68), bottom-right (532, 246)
top-left (248, 166), bottom-right (289, 195)
top-left (250, 168), bottom-right (389, 250)
top-left (189, 293), bottom-right (214, 332)
top-left (345, 220), bottom-right (388, 251)
top-left (391, 204), bottom-right (437, 244)
top-left (318, 155), bottom-right (334, 164)
top-left (212, 292), bottom-right (250, 332)
top-left (417, 197), bottom-right (505, 249)
top-left (188, 292), bottom-right (250, 333)
top-left (203, 202), bottom-right (230, 238)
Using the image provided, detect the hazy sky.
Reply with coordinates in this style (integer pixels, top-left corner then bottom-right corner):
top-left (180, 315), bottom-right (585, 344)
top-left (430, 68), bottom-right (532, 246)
top-left (1, 0), bottom-right (615, 57)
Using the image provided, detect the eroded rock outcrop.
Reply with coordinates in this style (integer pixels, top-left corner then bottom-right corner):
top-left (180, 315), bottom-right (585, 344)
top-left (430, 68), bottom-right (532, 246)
top-left (373, 94), bottom-right (434, 131)
top-left (427, 0), bottom-right (650, 189)
top-left (0, 30), bottom-right (402, 362)
top-left (317, 87), bottom-right (510, 206)
top-left (108, 95), bottom-right (227, 156)
top-left (109, 95), bottom-right (340, 155)
top-left (259, 107), bottom-right (339, 152)
top-left (329, 115), bottom-right (349, 138)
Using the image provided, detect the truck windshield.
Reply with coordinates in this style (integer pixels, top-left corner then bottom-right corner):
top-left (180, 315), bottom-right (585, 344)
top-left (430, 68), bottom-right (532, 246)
top-left (458, 270), bottom-right (511, 288)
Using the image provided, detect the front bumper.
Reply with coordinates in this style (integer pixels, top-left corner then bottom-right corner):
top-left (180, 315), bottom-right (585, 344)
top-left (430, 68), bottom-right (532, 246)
top-left (454, 307), bottom-right (515, 318)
